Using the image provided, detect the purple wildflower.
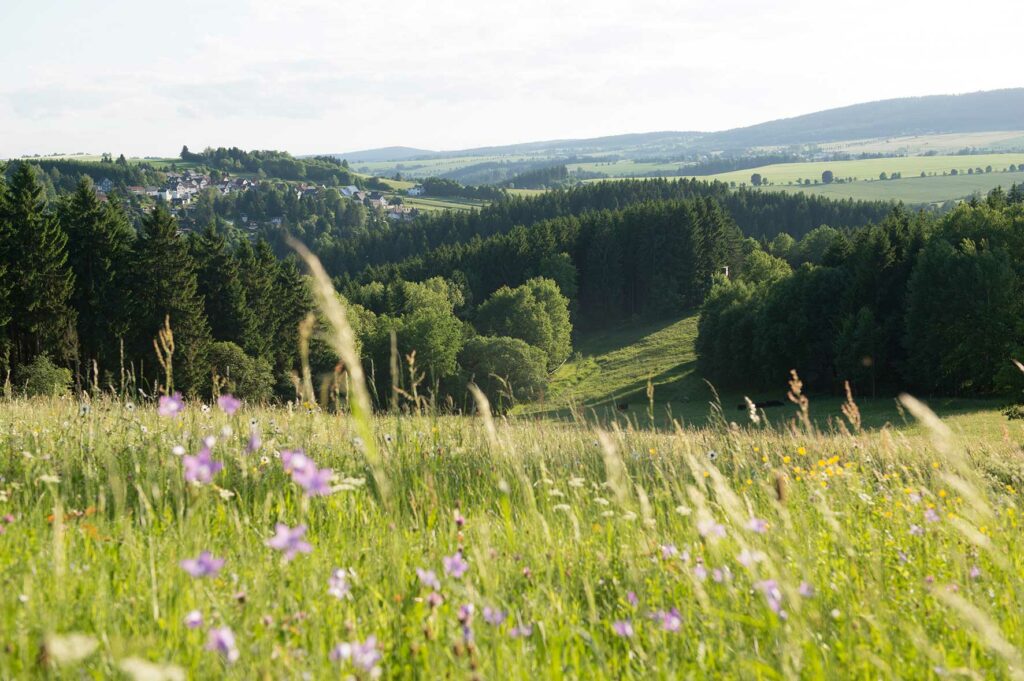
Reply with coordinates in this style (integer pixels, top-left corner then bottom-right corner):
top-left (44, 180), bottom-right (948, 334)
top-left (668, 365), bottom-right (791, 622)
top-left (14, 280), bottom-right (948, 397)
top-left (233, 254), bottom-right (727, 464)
top-left (910, 524), bottom-right (925, 536)
top-left (458, 603), bottom-right (475, 623)
top-left (747, 517), bottom-right (769, 533)
top-left (416, 568), bottom-right (441, 590)
top-left (217, 394), bottom-right (241, 415)
top-left (483, 607), bottom-right (507, 626)
top-left (693, 564), bottom-right (708, 581)
top-left (443, 552), bottom-right (469, 579)
top-left (292, 465), bottom-right (334, 497)
top-left (898, 550), bottom-right (910, 564)
top-left (184, 610), bottom-right (204, 629)
top-left (697, 518), bottom-right (726, 538)
top-left (330, 636), bottom-right (381, 674)
top-left (798, 581), bottom-right (815, 598)
top-left (660, 544), bottom-right (679, 559)
top-left (969, 566), bottom-right (982, 580)
top-left (453, 509), bottom-right (465, 527)
top-left (245, 428), bottom-right (261, 454)
top-left (329, 568), bottom-right (355, 600)
top-left (279, 449), bottom-right (311, 474)
top-left (924, 508), bottom-right (940, 523)
top-left (755, 579), bottom-right (787, 619)
top-left (183, 447), bottom-right (223, 484)
top-left (266, 523), bottom-right (312, 561)
top-left (612, 620), bottom-right (634, 638)
top-left (654, 608), bottom-right (682, 632)
top-left (158, 392), bottom-right (185, 417)
top-left (205, 627), bottom-right (239, 663)
top-left (509, 624), bottom-right (533, 638)
top-left (626, 591), bottom-right (639, 607)
top-left (180, 552), bottom-right (225, 578)
top-left (426, 591), bottom-right (444, 608)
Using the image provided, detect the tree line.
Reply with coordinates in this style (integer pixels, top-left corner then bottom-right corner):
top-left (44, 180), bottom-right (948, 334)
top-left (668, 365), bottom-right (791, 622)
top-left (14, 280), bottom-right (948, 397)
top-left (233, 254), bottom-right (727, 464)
top-left (0, 164), bottom-right (311, 400)
top-left (697, 184), bottom-right (1024, 397)
top-left (180, 146), bottom-right (361, 186)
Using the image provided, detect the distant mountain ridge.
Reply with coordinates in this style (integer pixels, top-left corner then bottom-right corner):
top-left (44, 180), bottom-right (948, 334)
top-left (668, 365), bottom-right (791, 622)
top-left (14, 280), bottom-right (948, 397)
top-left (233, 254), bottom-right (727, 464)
top-left (333, 88), bottom-right (1024, 162)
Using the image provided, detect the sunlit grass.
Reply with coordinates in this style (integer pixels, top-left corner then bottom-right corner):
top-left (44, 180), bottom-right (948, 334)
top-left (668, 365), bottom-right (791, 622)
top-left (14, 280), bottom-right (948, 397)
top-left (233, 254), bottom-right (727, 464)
top-left (2, 394), bottom-right (1023, 678)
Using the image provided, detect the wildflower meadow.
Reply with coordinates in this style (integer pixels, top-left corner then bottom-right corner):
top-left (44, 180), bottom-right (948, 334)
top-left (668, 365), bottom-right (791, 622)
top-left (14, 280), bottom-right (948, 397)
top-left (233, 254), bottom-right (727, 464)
top-left (2, 387), bottom-right (1024, 679)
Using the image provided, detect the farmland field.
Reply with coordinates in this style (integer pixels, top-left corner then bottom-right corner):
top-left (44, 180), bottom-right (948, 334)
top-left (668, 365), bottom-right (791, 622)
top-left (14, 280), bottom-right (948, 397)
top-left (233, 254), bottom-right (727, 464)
top-left (683, 154), bottom-right (1024, 187)
top-left (762, 169), bottom-right (1024, 204)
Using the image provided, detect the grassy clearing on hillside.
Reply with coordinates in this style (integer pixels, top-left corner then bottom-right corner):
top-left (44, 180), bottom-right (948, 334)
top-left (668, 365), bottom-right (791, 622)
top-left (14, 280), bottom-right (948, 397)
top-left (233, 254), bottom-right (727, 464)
top-left (761, 170), bottom-right (1024, 204)
top-left (692, 154), bottom-right (1024, 186)
top-left (814, 130), bottom-right (1024, 156)
top-left (2, 394), bottom-right (1024, 678)
top-left (402, 196), bottom-right (486, 212)
top-left (536, 314), bottom-right (1007, 437)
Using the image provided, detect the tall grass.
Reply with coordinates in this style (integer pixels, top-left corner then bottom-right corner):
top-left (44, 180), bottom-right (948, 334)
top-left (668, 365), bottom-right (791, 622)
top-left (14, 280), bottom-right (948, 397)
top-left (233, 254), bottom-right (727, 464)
top-left (1, 391), bottom-right (1023, 678)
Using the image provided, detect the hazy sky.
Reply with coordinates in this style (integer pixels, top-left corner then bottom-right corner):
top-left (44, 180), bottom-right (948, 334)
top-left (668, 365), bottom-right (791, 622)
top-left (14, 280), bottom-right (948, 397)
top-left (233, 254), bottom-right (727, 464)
top-left (1, 0), bottom-right (1020, 158)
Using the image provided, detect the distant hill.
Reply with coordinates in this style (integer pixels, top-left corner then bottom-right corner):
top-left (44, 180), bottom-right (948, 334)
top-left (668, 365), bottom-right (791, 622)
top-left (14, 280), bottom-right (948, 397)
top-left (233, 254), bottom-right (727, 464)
top-left (332, 89), bottom-right (1024, 162)
top-left (333, 146), bottom-right (436, 163)
top-left (699, 89), bottom-right (1024, 149)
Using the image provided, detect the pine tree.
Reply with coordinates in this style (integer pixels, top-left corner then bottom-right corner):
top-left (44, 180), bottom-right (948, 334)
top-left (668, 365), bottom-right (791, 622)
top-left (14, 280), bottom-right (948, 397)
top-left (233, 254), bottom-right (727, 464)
top-left (0, 172), bottom-right (13, 368)
top-left (193, 221), bottom-right (257, 348)
top-left (60, 177), bottom-right (135, 377)
top-left (271, 254), bottom-right (312, 380)
top-left (128, 203), bottom-right (212, 395)
top-left (0, 163), bottom-right (75, 369)
top-left (238, 239), bottom-right (279, 361)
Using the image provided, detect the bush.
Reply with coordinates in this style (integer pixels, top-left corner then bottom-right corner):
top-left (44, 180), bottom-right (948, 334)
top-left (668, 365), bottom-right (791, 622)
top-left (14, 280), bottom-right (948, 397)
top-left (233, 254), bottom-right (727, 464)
top-left (209, 342), bottom-right (275, 403)
top-left (18, 355), bottom-right (72, 397)
top-left (458, 336), bottom-right (548, 412)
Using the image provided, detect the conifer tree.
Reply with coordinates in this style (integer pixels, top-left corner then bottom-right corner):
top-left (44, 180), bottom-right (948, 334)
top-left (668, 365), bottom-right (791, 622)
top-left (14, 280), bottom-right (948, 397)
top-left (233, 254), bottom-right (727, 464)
top-left (193, 220), bottom-right (257, 348)
top-left (0, 163), bottom-right (75, 368)
top-left (128, 203), bottom-right (211, 395)
top-left (0, 171), bottom-right (13, 367)
top-left (60, 177), bottom-right (135, 376)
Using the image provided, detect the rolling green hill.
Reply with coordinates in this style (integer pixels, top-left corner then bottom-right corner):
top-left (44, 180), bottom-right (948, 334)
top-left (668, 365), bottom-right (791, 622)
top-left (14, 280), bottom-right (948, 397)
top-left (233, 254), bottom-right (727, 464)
top-left (529, 313), bottom-right (1005, 434)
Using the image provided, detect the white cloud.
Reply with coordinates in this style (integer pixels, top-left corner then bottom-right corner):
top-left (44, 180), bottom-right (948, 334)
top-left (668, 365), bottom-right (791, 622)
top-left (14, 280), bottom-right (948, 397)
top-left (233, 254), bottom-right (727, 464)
top-left (0, 0), bottom-right (1020, 157)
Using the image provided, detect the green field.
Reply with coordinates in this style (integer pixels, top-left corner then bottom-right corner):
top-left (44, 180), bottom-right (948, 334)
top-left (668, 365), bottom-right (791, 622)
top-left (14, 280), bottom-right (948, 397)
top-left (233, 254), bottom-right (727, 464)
top-left (764, 169), bottom-right (1024, 204)
top-left (403, 195), bottom-right (486, 212)
top-left (686, 154), bottom-right (1024, 187)
top-left (535, 314), bottom-right (1007, 437)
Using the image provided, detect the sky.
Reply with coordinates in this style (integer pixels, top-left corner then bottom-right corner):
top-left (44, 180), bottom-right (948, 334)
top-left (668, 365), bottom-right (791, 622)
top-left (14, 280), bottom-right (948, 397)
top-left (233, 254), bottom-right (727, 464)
top-left (0, 0), bottom-right (1021, 158)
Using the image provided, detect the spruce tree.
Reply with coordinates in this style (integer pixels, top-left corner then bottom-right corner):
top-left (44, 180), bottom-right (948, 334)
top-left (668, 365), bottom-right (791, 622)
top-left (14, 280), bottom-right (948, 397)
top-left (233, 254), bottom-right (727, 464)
top-left (237, 239), bottom-right (279, 361)
top-left (0, 163), bottom-right (75, 369)
top-left (0, 171), bottom-right (13, 368)
top-left (60, 177), bottom-right (135, 376)
top-left (128, 203), bottom-right (212, 395)
top-left (271, 253), bottom-right (313, 378)
top-left (193, 220), bottom-right (257, 348)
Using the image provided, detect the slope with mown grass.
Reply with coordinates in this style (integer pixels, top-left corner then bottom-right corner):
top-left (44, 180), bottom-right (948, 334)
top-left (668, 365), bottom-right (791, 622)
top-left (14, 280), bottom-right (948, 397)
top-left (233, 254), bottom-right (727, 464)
top-left (527, 313), bottom-right (1006, 435)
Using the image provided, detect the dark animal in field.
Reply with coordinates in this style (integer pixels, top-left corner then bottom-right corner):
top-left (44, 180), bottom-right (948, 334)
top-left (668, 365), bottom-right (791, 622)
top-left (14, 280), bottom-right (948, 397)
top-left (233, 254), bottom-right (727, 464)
top-left (616, 403), bottom-right (629, 412)
top-left (736, 400), bottom-right (784, 411)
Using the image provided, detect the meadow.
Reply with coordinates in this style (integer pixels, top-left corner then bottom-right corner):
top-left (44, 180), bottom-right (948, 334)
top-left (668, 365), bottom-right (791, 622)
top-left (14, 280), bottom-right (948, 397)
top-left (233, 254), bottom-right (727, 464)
top-left (5, 379), bottom-right (1024, 679)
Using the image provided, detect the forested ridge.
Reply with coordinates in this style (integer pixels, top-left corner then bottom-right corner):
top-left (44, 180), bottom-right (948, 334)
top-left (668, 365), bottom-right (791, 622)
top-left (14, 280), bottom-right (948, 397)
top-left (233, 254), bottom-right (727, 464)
top-left (7, 150), bottom-right (1021, 408)
top-left (697, 184), bottom-right (1024, 397)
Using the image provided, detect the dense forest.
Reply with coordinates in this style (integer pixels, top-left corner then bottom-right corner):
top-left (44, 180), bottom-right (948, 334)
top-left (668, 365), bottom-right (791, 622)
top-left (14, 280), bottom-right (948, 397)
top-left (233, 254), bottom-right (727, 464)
top-left (697, 183), bottom-right (1024, 397)
top-left (314, 178), bottom-right (894, 277)
top-left (7, 149), bottom-right (1022, 408)
top-left (180, 146), bottom-right (361, 186)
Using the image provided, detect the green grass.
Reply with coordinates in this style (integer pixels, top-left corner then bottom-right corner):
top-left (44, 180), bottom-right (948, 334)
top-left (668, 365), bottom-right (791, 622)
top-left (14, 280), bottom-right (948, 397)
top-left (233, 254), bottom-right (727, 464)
top-left (531, 313), bottom-right (1007, 437)
top-left (691, 154), bottom-right (1024, 187)
top-left (3, 392), bottom-right (1024, 678)
top-left (762, 170), bottom-right (1024, 204)
top-left (402, 196), bottom-right (486, 212)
